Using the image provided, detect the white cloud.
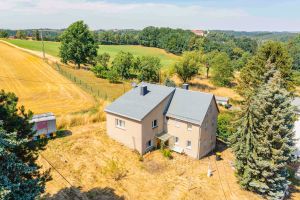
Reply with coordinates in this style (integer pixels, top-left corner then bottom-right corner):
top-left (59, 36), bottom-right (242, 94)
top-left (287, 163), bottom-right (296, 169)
top-left (0, 0), bottom-right (298, 31)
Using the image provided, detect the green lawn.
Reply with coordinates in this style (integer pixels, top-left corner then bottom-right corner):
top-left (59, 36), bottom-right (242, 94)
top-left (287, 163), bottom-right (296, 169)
top-left (3, 39), bottom-right (179, 70)
top-left (3, 39), bottom-right (61, 57)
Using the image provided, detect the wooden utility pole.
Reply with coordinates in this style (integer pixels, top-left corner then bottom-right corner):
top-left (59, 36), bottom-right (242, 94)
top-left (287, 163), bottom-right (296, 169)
top-left (40, 30), bottom-right (46, 60)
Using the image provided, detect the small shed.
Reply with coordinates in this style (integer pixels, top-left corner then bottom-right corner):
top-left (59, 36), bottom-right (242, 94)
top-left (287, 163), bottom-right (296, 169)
top-left (215, 96), bottom-right (229, 106)
top-left (30, 112), bottom-right (56, 139)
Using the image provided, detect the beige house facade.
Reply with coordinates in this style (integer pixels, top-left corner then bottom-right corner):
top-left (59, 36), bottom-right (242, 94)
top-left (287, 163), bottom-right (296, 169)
top-left (105, 83), bottom-right (219, 159)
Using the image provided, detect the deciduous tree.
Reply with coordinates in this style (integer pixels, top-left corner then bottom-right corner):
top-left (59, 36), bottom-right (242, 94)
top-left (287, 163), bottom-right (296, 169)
top-left (238, 41), bottom-right (293, 98)
top-left (175, 51), bottom-right (201, 83)
top-left (137, 56), bottom-right (161, 82)
top-left (59, 21), bottom-right (98, 68)
top-left (112, 51), bottom-right (134, 79)
top-left (211, 52), bottom-right (234, 86)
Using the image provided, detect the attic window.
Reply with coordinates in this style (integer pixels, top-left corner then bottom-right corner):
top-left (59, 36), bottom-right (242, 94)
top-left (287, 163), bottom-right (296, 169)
top-left (187, 123), bottom-right (192, 131)
top-left (115, 119), bottom-right (125, 129)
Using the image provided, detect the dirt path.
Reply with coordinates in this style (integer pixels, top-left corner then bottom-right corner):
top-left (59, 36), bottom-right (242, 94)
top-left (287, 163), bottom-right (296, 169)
top-left (0, 41), bottom-right (95, 115)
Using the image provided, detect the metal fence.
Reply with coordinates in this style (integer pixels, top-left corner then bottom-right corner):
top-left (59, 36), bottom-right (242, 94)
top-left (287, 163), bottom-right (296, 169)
top-left (53, 62), bottom-right (110, 101)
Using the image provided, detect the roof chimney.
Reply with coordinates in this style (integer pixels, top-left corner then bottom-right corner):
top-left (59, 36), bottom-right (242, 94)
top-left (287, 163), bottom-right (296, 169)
top-left (182, 83), bottom-right (189, 90)
top-left (140, 85), bottom-right (148, 96)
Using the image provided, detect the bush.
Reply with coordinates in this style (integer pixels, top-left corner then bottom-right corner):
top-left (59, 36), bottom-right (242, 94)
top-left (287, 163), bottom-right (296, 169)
top-left (164, 77), bottom-right (176, 87)
top-left (102, 158), bottom-right (127, 181)
top-left (107, 69), bottom-right (120, 83)
top-left (91, 65), bottom-right (108, 78)
top-left (217, 112), bottom-right (236, 143)
top-left (161, 149), bottom-right (173, 159)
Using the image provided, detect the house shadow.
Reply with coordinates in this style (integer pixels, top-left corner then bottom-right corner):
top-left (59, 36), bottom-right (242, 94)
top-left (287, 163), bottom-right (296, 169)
top-left (42, 186), bottom-right (125, 200)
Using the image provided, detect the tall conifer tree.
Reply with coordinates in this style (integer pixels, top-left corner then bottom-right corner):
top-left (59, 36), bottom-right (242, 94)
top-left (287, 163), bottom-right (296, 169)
top-left (231, 68), bottom-right (296, 200)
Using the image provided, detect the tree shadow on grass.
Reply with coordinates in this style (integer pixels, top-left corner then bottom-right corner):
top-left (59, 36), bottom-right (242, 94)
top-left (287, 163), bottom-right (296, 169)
top-left (42, 186), bottom-right (125, 200)
top-left (189, 82), bottom-right (216, 91)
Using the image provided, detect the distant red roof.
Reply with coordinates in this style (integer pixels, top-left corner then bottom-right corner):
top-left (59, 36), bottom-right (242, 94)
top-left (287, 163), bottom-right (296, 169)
top-left (191, 30), bottom-right (205, 36)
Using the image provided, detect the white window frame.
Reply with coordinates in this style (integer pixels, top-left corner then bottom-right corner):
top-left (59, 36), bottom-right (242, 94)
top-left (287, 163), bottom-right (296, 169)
top-left (175, 137), bottom-right (179, 145)
top-left (186, 140), bottom-right (192, 149)
top-left (115, 118), bottom-right (125, 129)
top-left (152, 119), bottom-right (158, 128)
top-left (187, 123), bottom-right (192, 131)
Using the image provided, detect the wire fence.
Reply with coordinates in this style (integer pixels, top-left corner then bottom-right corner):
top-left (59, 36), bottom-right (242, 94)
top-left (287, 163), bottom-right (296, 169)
top-left (53, 62), bottom-right (111, 101)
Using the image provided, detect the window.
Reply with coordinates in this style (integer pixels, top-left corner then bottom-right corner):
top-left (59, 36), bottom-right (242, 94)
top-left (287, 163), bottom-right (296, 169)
top-left (152, 119), bottom-right (158, 128)
top-left (115, 119), bottom-right (125, 129)
top-left (175, 137), bottom-right (179, 145)
top-left (147, 140), bottom-right (152, 147)
top-left (186, 140), bottom-right (192, 149)
top-left (187, 123), bottom-right (192, 131)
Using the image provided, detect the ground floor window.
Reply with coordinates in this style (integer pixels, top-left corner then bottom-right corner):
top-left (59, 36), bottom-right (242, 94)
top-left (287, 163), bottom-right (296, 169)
top-left (186, 140), bottom-right (192, 149)
top-left (175, 137), bottom-right (179, 144)
top-left (147, 140), bottom-right (152, 147)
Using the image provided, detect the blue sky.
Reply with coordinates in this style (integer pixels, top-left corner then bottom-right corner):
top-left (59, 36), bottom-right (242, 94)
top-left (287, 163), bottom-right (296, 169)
top-left (0, 0), bottom-right (299, 31)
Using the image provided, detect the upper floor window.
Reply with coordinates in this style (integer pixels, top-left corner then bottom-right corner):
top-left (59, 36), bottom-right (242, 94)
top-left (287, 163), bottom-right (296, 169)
top-left (187, 123), bottom-right (192, 131)
top-left (152, 119), bottom-right (158, 128)
top-left (115, 118), bottom-right (125, 129)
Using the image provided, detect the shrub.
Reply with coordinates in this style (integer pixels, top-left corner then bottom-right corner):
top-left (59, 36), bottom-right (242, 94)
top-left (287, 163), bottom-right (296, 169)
top-left (164, 77), bottom-right (176, 87)
top-left (91, 65), bottom-right (108, 78)
top-left (161, 149), bottom-right (173, 159)
top-left (107, 69), bottom-right (120, 83)
top-left (102, 158), bottom-right (127, 181)
top-left (217, 112), bottom-right (236, 143)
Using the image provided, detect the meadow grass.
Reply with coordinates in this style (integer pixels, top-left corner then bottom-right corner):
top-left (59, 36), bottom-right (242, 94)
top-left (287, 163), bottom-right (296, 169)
top-left (4, 39), bottom-right (179, 70)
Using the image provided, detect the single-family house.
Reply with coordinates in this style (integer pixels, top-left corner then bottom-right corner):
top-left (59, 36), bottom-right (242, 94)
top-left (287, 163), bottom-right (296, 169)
top-left (105, 82), bottom-right (219, 159)
top-left (30, 112), bottom-right (56, 139)
top-left (292, 97), bottom-right (300, 157)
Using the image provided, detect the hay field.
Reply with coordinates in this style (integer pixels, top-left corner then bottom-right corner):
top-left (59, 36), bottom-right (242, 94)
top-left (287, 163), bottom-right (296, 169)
top-left (39, 122), bottom-right (265, 200)
top-left (0, 42), bottom-right (95, 115)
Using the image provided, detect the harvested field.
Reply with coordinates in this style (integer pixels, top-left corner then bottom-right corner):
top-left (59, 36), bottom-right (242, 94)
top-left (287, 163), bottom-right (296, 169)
top-left (0, 42), bottom-right (95, 115)
top-left (39, 122), bottom-right (265, 200)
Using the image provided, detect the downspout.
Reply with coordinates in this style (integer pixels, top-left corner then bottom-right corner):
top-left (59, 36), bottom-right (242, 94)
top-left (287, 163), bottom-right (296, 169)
top-left (197, 126), bottom-right (202, 159)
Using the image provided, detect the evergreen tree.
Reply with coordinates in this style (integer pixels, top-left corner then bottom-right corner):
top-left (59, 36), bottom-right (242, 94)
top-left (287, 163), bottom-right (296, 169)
top-left (231, 69), bottom-right (296, 200)
top-left (0, 90), bottom-right (49, 199)
top-left (0, 122), bottom-right (45, 200)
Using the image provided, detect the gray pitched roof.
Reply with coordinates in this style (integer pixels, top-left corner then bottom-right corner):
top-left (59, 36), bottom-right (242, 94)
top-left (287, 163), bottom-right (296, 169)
top-left (166, 88), bottom-right (214, 125)
top-left (105, 83), bottom-right (175, 121)
top-left (30, 113), bottom-right (55, 123)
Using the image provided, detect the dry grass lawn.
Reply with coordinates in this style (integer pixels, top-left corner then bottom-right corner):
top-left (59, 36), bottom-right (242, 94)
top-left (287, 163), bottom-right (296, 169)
top-left (39, 122), bottom-right (267, 200)
top-left (0, 41), bottom-right (96, 115)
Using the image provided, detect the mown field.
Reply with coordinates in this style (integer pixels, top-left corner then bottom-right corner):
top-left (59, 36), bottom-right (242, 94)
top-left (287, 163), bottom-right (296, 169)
top-left (3, 39), bottom-right (179, 70)
top-left (0, 41), bottom-right (95, 115)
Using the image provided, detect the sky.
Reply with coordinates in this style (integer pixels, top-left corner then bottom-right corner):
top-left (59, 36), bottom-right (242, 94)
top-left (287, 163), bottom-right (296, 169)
top-left (0, 0), bottom-right (299, 31)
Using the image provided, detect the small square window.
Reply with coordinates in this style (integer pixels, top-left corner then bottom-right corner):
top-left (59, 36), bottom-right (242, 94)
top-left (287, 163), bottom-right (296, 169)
top-left (187, 123), bottom-right (192, 131)
top-left (186, 140), bottom-right (191, 149)
top-left (152, 119), bottom-right (158, 128)
top-left (175, 137), bottom-right (179, 144)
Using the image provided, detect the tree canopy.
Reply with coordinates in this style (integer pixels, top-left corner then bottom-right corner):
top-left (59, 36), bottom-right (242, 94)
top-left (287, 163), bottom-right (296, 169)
top-left (238, 41), bottom-right (293, 98)
top-left (211, 52), bottom-right (234, 86)
top-left (288, 34), bottom-right (300, 71)
top-left (175, 51), bottom-right (201, 83)
top-left (112, 51), bottom-right (134, 79)
top-left (137, 56), bottom-right (161, 82)
top-left (59, 20), bottom-right (98, 68)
